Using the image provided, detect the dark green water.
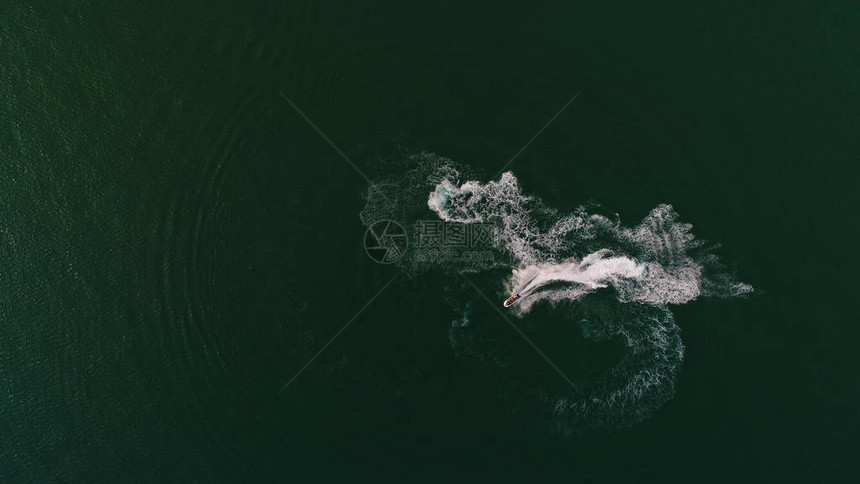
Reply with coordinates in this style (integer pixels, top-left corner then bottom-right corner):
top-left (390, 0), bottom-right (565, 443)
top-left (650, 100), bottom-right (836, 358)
top-left (2, 1), bottom-right (858, 482)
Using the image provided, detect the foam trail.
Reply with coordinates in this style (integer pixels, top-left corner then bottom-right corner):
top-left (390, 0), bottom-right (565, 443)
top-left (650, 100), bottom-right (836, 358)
top-left (509, 250), bottom-right (645, 311)
top-left (428, 171), bottom-right (752, 310)
top-left (361, 152), bottom-right (751, 435)
top-left (423, 165), bottom-right (751, 434)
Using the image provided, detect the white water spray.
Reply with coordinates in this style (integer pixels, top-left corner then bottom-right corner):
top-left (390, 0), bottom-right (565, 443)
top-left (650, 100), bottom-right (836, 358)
top-left (361, 151), bottom-right (751, 435)
top-left (428, 170), bottom-right (751, 311)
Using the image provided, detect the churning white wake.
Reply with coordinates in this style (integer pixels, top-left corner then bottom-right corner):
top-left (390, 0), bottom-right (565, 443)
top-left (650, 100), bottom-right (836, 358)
top-left (506, 251), bottom-right (643, 311)
top-left (428, 171), bottom-right (752, 312)
top-left (361, 151), bottom-right (752, 435)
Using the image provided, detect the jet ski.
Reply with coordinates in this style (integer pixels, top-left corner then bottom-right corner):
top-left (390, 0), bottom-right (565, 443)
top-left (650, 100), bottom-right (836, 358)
top-left (503, 293), bottom-right (522, 308)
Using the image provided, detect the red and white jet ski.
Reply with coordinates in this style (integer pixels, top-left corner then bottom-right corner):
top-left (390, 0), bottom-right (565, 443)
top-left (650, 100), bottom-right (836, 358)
top-left (503, 293), bottom-right (522, 308)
